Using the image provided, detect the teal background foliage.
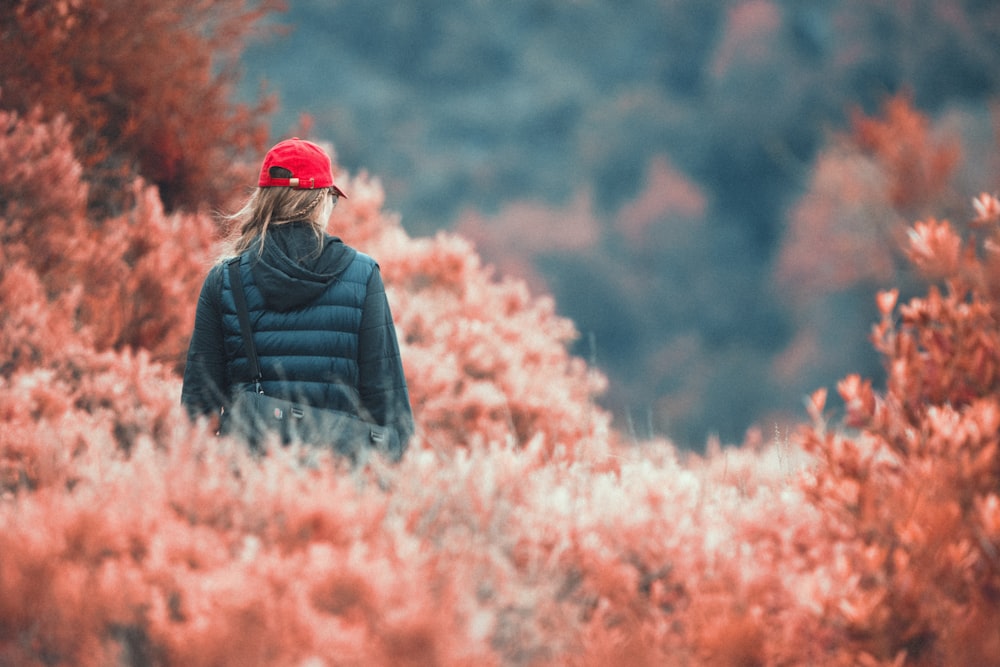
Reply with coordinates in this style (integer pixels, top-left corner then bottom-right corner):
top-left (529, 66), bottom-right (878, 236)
top-left (240, 0), bottom-right (1000, 447)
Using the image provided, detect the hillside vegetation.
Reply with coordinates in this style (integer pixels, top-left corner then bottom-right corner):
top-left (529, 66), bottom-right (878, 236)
top-left (2, 2), bottom-right (1000, 665)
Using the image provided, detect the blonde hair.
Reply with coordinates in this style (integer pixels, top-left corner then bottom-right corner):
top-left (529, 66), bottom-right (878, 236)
top-left (222, 186), bottom-right (337, 258)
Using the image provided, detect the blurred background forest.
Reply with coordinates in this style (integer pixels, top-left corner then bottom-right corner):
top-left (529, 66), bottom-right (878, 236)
top-left (238, 0), bottom-right (1000, 448)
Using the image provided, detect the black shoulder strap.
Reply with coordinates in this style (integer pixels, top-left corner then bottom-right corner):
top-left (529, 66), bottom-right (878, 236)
top-left (227, 257), bottom-right (263, 385)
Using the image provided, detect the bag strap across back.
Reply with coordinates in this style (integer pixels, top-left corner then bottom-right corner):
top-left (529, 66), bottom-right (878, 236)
top-left (225, 256), bottom-right (397, 456)
top-left (227, 257), bottom-right (263, 389)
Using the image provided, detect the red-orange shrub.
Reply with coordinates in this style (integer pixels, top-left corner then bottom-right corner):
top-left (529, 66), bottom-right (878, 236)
top-left (795, 196), bottom-right (1000, 665)
top-left (0, 0), bottom-right (278, 215)
top-left (850, 93), bottom-right (961, 215)
top-left (0, 107), bottom-right (220, 371)
top-left (777, 94), bottom-right (964, 304)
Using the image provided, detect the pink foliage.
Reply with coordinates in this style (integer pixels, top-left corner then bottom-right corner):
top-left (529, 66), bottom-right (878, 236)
top-left (455, 188), bottom-right (602, 294)
top-left (331, 171), bottom-right (612, 455)
top-left (794, 198), bottom-right (1000, 665)
top-left (5, 6), bottom-right (1000, 662)
top-left (615, 155), bottom-right (707, 250)
top-left (6, 97), bottom-right (1000, 660)
top-left (777, 95), bottom-right (964, 304)
top-left (0, 107), bottom-right (219, 372)
top-left (776, 146), bottom-right (903, 301)
top-left (710, 0), bottom-right (782, 79)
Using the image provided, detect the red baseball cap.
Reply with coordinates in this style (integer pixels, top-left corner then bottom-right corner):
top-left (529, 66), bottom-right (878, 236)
top-left (258, 137), bottom-right (348, 198)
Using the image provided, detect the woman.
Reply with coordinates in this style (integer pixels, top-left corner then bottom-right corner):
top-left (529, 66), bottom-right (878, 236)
top-left (181, 138), bottom-right (413, 461)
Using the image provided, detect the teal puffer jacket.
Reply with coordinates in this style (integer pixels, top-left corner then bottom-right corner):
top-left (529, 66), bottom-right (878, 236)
top-left (181, 222), bottom-right (413, 454)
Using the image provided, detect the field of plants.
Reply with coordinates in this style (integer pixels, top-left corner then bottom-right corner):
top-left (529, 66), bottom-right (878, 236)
top-left (2, 2), bottom-right (1000, 665)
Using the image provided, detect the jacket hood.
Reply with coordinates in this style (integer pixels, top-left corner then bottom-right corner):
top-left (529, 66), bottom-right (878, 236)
top-left (249, 222), bottom-right (357, 311)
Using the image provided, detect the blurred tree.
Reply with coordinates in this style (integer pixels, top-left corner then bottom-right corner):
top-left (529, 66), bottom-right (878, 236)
top-left (851, 92), bottom-right (962, 216)
top-left (772, 94), bottom-right (974, 421)
top-left (776, 94), bottom-right (963, 305)
top-left (0, 0), bottom-right (280, 217)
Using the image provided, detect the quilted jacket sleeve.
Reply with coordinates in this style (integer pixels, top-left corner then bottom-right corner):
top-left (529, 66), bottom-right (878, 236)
top-left (357, 266), bottom-right (414, 458)
top-left (181, 264), bottom-right (229, 419)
